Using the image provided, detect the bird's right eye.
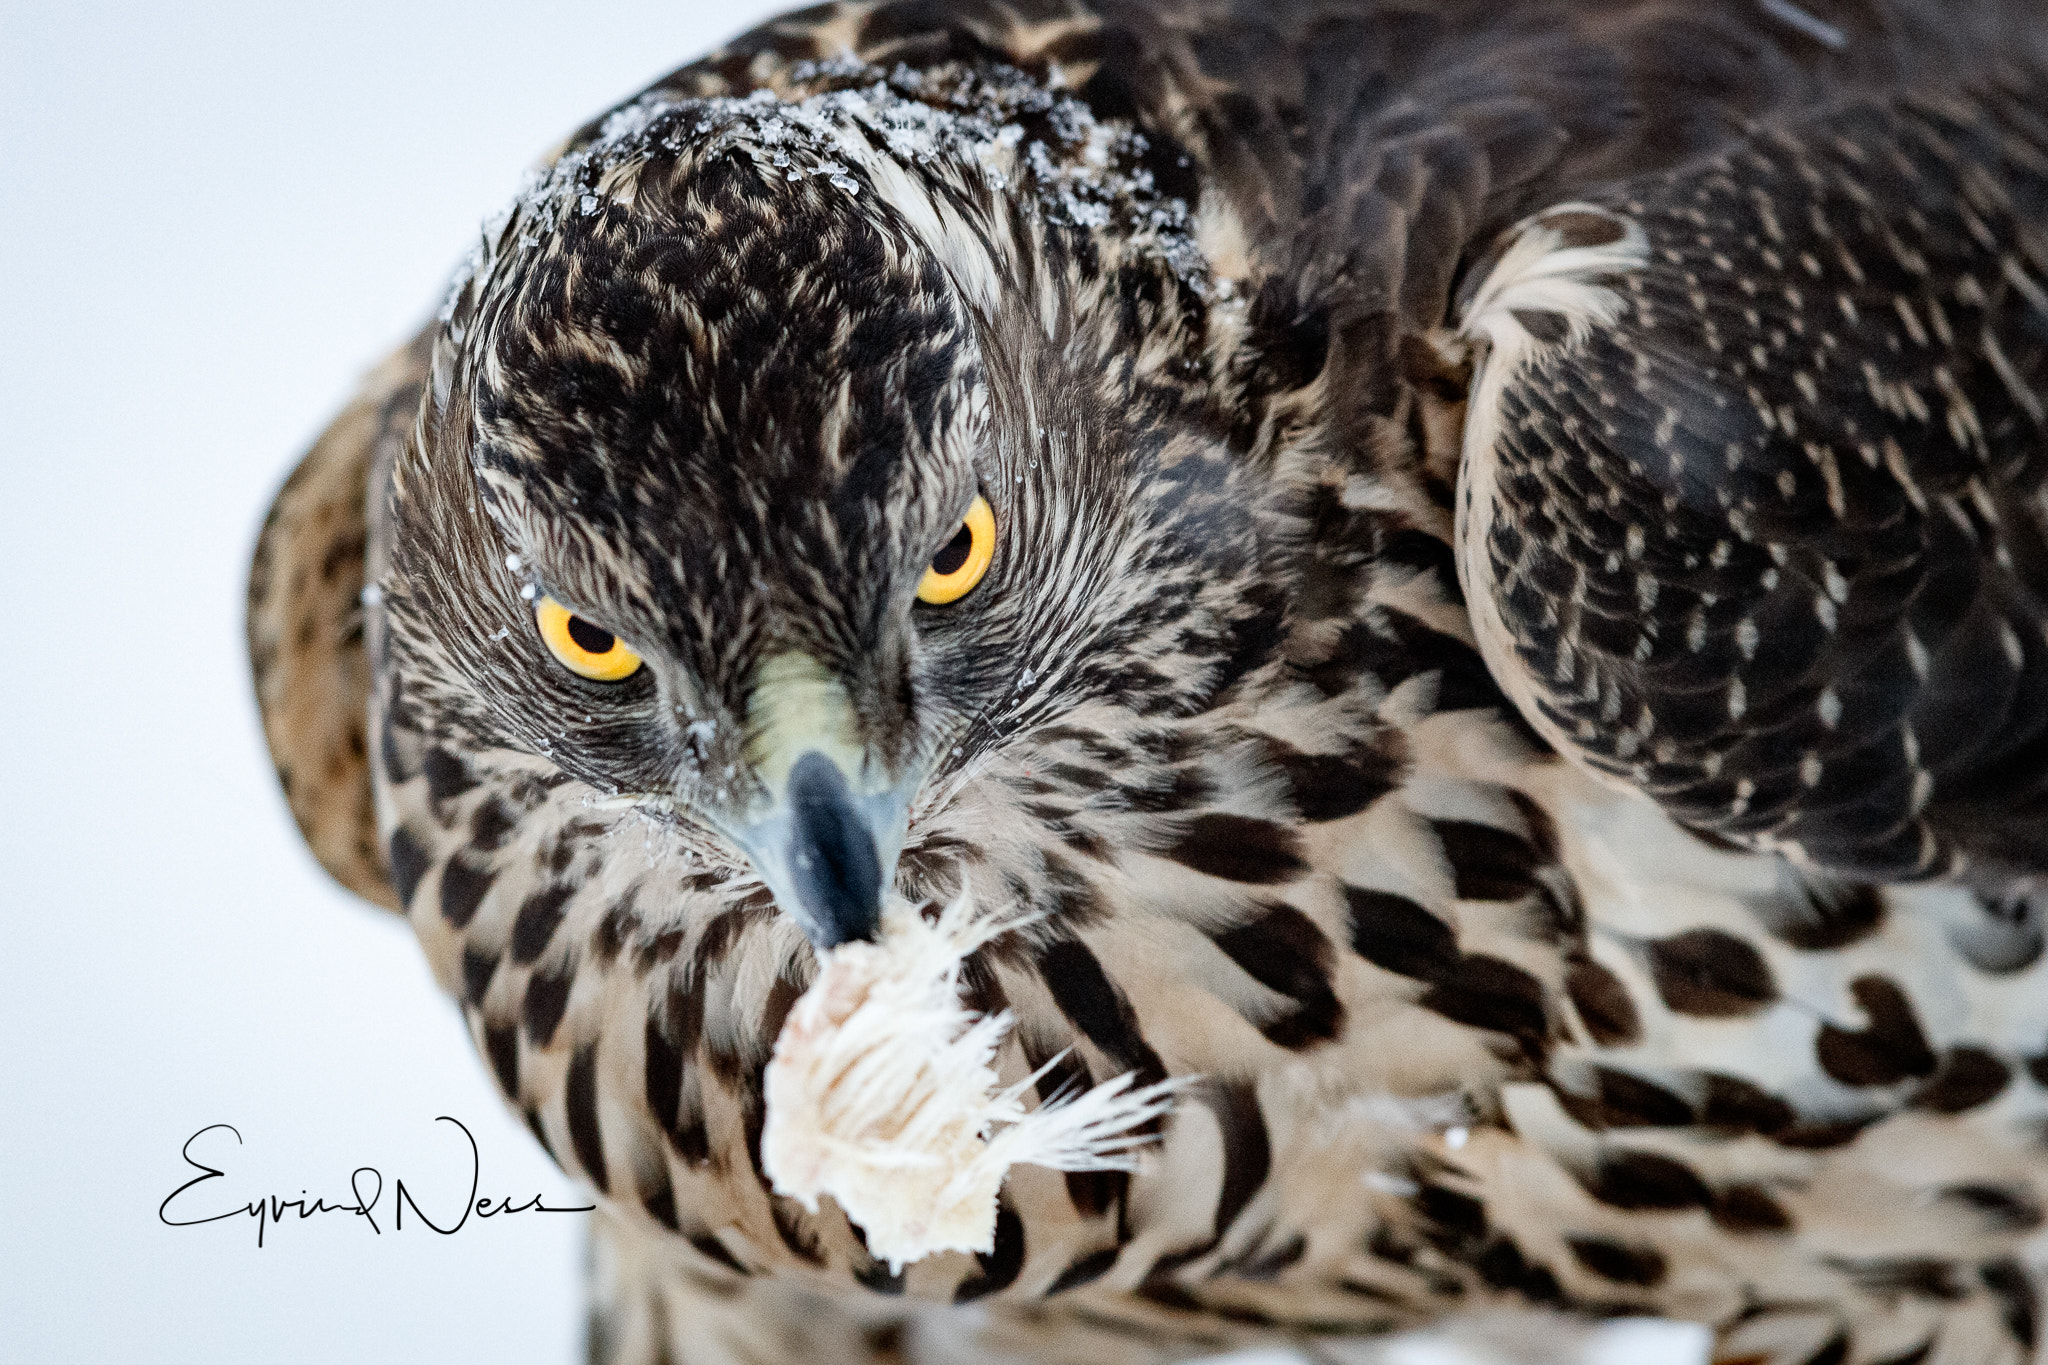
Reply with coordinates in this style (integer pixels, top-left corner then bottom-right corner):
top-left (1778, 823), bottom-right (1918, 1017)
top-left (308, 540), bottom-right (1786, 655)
top-left (535, 595), bottom-right (643, 681)
top-left (917, 495), bottom-right (996, 605)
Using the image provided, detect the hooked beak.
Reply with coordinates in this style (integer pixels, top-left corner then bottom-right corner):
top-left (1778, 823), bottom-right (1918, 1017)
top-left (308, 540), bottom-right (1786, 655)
top-left (727, 653), bottom-right (912, 949)
top-left (736, 751), bottom-right (910, 948)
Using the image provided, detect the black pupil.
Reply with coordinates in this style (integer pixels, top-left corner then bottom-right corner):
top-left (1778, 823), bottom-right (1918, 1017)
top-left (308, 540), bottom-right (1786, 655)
top-left (565, 615), bottom-right (615, 654)
top-left (930, 521), bottom-right (974, 576)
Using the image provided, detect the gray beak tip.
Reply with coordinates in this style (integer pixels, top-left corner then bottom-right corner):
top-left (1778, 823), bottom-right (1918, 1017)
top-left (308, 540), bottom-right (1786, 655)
top-left (756, 750), bottom-right (891, 949)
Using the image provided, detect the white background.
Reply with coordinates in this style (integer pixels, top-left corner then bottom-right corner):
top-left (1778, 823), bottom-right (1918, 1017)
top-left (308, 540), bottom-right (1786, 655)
top-left (0, 3), bottom-right (786, 1360)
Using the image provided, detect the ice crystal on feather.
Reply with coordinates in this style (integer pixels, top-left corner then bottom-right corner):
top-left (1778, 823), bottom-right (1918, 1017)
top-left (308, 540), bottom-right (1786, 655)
top-left (440, 54), bottom-right (1218, 325)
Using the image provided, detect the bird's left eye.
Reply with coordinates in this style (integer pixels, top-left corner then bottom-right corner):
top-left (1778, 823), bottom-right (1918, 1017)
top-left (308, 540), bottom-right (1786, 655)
top-left (535, 595), bottom-right (643, 681)
top-left (917, 494), bottom-right (996, 605)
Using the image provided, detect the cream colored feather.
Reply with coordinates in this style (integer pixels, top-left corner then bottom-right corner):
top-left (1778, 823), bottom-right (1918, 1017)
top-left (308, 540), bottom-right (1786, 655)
top-left (762, 894), bottom-right (1184, 1270)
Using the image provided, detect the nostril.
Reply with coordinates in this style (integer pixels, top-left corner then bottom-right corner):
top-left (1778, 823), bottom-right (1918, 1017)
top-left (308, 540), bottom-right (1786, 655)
top-left (787, 751), bottom-right (883, 947)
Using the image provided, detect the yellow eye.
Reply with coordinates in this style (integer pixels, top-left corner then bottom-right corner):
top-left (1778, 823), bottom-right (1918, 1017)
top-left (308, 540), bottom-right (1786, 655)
top-left (916, 494), bottom-right (996, 605)
top-left (535, 595), bottom-right (643, 682)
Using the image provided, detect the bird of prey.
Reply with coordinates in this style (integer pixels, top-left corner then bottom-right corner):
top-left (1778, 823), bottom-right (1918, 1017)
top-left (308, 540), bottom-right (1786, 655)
top-left (247, 1), bottom-right (2048, 1361)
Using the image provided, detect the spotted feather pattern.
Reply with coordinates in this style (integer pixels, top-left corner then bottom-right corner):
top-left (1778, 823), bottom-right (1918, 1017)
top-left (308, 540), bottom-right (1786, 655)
top-left (249, 2), bottom-right (2048, 1363)
top-left (1459, 87), bottom-right (2048, 884)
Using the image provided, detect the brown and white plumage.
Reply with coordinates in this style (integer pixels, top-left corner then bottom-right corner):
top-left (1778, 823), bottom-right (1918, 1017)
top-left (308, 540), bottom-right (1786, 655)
top-left (247, 2), bottom-right (2048, 1362)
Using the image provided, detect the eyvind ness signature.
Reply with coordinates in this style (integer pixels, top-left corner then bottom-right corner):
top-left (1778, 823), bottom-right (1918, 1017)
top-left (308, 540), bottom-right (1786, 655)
top-left (159, 1116), bottom-right (594, 1247)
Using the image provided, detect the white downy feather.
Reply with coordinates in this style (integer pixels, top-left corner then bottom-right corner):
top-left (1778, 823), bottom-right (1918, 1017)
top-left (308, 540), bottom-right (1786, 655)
top-left (762, 892), bottom-right (1183, 1271)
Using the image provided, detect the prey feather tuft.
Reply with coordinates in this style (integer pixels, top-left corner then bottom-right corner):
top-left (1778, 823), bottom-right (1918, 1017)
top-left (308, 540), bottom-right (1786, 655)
top-left (762, 891), bottom-right (1183, 1272)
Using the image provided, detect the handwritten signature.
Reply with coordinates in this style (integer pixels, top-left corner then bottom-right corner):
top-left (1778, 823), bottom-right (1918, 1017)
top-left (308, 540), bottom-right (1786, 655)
top-left (159, 1116), bottom-right (594, 1247)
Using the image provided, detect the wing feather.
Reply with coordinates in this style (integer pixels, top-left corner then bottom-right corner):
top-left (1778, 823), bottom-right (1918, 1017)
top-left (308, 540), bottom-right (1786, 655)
top-left (1458, 82), bottom-right (2048, 881)
top-left (247, 329), bottom-right (429, 909)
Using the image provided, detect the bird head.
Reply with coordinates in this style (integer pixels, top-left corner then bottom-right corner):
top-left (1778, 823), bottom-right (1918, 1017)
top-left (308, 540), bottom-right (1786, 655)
top-left (370, 71), bottom-right (1286, 954)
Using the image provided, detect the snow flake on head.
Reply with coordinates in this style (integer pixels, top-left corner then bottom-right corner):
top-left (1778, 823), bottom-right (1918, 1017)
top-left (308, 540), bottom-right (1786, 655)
top-left (442, 54), bottom-right (1216, 326)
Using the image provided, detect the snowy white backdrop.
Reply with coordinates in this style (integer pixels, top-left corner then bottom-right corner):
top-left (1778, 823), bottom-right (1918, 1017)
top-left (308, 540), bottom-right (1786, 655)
top-left (0, 4), bottom-right (1707, 1362)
